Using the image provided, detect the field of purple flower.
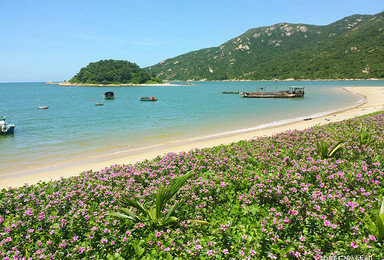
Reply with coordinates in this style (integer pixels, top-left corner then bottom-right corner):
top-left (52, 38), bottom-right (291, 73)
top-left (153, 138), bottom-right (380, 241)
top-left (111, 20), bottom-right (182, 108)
top-left (1, 111), bottom-right (384, 259)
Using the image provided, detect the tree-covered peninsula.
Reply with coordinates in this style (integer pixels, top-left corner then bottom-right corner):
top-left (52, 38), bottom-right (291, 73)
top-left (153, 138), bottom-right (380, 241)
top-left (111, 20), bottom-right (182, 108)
top-left (69, 60), bottom-right (162, 85)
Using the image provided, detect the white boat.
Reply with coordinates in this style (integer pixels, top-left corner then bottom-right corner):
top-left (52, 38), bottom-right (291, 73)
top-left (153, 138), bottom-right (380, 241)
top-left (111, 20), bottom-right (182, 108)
top-left (0, 116), bottom-right (15, 134)
top-left (139, 96), bottom-right (157, 101)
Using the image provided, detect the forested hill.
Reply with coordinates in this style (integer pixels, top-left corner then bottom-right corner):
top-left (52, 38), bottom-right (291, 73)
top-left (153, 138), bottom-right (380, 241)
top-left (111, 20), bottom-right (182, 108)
top-left (69, 60), bottom-right (162, 84)
top-left (146, 11), bottom-right (384, 81)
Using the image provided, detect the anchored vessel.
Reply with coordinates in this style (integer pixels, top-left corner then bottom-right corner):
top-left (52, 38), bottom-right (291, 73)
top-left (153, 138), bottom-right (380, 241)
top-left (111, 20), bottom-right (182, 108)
top-left (139, 96), bottom-right (157, 101)
top-left (222, 91), bottom-right (240, 94)
top-left (240, 87), bottom-right (304, 98)
top-left (0, 116), bottom-right (15, 134)
top-left (104, 91), bottom-right (115, 100)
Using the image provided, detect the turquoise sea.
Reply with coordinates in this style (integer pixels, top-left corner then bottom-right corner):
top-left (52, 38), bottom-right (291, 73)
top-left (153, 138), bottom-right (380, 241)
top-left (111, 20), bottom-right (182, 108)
top-left (1, 80), bottom-right (383, 178)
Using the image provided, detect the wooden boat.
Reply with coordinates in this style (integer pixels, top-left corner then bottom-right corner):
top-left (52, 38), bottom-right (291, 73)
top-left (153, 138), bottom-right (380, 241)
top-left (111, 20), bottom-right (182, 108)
top-left (38, 106), bottom-right (49, 109)
top-left (0, 116), bottom-right (15, 134)
top-left (139, 97), bottom-right (157, 101)
top-left (222, 91), bottom-right (239, 94)
top-left (104, 91), bottom-right (115, 99)
top-left (95, 103), bottom-right (104, 106)
top-left (240, 87), bottom-right (304, 98)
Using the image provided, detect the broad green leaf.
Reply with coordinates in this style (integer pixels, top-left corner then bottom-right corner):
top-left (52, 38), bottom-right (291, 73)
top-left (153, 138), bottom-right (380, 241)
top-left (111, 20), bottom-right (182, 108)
top-left (163, 216), bottom-right (179, 226)
top-left (363, 214), bottom-right (377, 234)
top-left (379, 197), bottom-right (384, 223)
top-left (249, 205), bottom-right (260, 216)
top-left (121, 198), bottom-right (147, 216)
top-left (328, 140), bottom-right (344, 157)
top-left (156, 186), bottom-right (167, 220)
top-left (120, 207), bottom-right (141, 222)
top-left (282, 245), bottom-right (294, 255)
top-left (359, 125), bottom-right (371, 145)
top-left (187, 219), bottom-right (211, 225)
top-left (147, 206), bottom-right (158, 225)
top-left (376, 214), bottom-right (384, 241)
top-left (137, 247), bottom-right (145, 256)
top-left (107, 211), bottom-right (138, 221)
top-left (156, 172), bottom-right (195, 218)
top-left (165, 201), bottom-right (180, 219)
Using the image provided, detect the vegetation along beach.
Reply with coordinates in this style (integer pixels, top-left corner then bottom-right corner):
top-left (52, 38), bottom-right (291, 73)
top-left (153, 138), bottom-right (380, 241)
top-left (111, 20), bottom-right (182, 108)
top-left (1, 86), bottom-right (384, 259)
top-left (1, 1), bottom-right (384, 259)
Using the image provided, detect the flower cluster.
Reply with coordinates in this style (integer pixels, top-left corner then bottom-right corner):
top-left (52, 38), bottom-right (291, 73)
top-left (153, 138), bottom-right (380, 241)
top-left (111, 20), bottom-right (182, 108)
top-left (1, 111), bottom-right (383, 259)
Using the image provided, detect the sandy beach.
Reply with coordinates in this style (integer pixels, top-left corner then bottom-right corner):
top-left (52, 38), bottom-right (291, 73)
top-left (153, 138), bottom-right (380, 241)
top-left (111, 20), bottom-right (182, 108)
top-left (49, 82), bottom-right (185, 87)
top-left (1, 86), bottom-right (383, 189)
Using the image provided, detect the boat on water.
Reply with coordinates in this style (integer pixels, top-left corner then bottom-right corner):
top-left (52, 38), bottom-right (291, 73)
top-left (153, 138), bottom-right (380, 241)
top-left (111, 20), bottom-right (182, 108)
top-left (139, 96), bottom-right (157, 101)
top-left (95, 103), bottom-right (104, 106)
top-left (240, 87), bottom-right (304, 98)
top-left (38, 106), bottom-right (49, 109)
top-left (104, 91), bottom-right (115, 99)
top-left (222, 91), bottom-right (240, 94)
top-left (0, 116), bottom-right (15, 134)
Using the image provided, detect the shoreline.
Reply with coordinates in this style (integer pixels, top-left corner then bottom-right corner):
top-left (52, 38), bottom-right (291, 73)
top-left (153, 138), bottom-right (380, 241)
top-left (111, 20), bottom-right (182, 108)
top-left (45, 79), bottom-right (384, 87)
top-left (169, 78), bottom-right (384, 82)
top-left (46, 81), bottom-right (185, 87)
top-left (1, 86), bottom-right (384, 189)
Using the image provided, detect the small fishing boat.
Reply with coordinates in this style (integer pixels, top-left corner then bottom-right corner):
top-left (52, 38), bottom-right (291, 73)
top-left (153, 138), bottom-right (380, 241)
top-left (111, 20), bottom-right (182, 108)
top-left (139, 96), bottom-right (157, 101)
top-left (38, 106), bottom-right (49, 109)
top-left (95, 103), bottom-right (104, 106)
top-left (240, 87), bottom-right (304, 98)
top-left (104, 91), bottom-right (115, 99)
top-left (222, 91), bottom-right (239, 94)
top-left (0, 116), bottom-right (15, 134)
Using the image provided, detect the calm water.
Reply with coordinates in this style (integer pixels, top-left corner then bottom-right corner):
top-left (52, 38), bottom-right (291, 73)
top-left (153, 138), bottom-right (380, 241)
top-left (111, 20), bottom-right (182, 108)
top-left (1, 80), bottom-right (382, 176)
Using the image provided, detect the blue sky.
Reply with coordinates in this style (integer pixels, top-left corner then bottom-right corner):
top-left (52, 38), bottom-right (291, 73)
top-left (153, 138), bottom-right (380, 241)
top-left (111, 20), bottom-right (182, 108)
top-left (0, 0), bottom-right (382, 82)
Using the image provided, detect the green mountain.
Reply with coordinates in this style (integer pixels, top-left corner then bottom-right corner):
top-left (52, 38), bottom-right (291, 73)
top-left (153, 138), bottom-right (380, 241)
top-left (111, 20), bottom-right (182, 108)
top-left (146, 12), bottom-right (384, 80)
top-left (69, 59), bottom-right (162, 84)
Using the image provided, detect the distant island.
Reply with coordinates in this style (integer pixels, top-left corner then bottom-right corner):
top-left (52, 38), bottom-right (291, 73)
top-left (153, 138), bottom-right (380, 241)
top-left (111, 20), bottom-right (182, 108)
top-left (67, 60), bottom-right (163, 85)
top-left (146, 11), bottom-right (384, 81)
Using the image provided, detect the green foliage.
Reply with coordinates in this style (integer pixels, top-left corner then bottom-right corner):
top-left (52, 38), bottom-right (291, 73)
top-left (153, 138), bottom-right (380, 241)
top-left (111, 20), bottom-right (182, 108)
top-left (2, 111), bottom-right (384, 258)
top-left (69, 59), bottom-right (162, 84)
top-left (316, 139), bottom-right (345, 159)
top-left (146, 12), bottom-right (384, 80)
top-left (108, 172), bottom-right (209, 229)
top-left (106, 253), bottom-right (125, 260)
top-left (358, 124), bottom-right (372, 146)
top-left (363, 197), bottom-right (384, 243)
top-left (378, 197), bottom-right (384, 242)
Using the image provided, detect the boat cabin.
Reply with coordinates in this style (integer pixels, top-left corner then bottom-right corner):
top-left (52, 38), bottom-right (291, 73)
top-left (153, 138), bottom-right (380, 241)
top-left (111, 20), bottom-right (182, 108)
top-left (288, 87), bottom-right (305, 94)
top-left (104, 91), bottom-right (115, 99)
top-left (0, 116), bottom-right (15, 134)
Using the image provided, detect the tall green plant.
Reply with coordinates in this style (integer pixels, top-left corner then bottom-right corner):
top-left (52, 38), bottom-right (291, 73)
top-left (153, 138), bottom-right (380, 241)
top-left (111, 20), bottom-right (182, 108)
top-left (108, 172), bottom-right (209, 229)
top-left (377, 197), bottom-right (384, 242)
top-left (357, 124), bottom-right (372, 146)
top-left (316, 140), bottom-right (344, 159)
top-left (363, 197), bottom-right (384, 243)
